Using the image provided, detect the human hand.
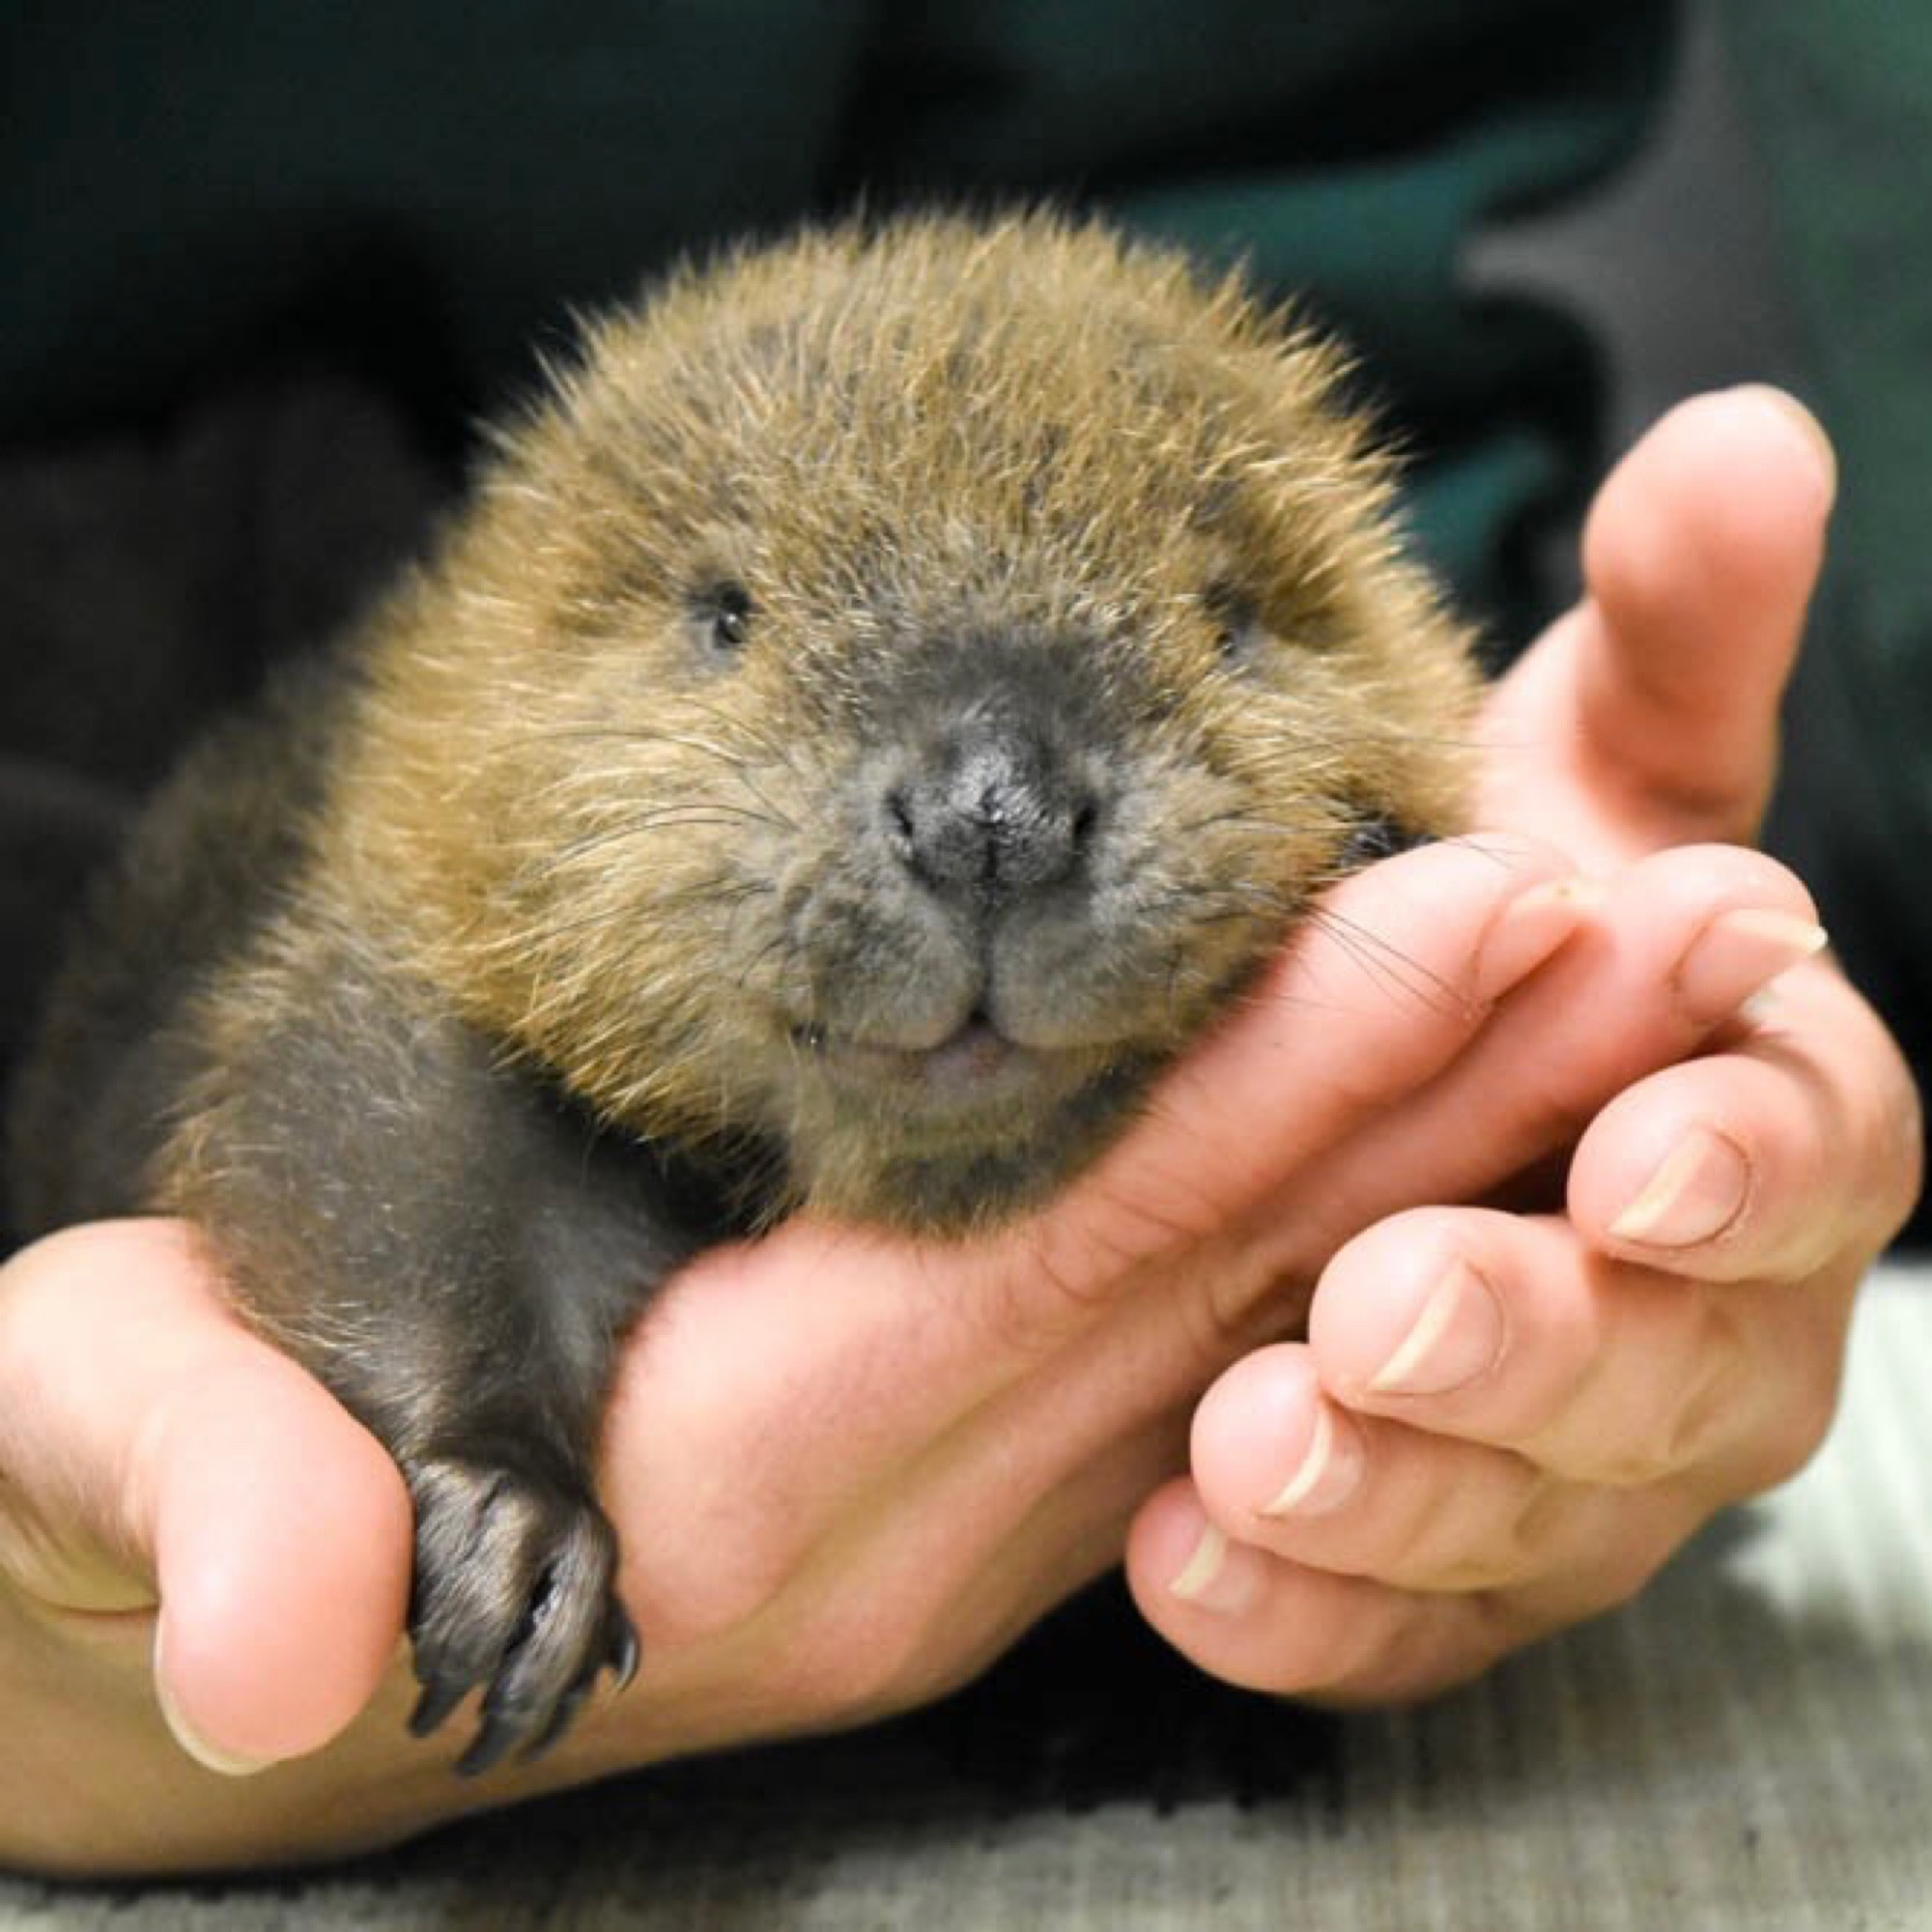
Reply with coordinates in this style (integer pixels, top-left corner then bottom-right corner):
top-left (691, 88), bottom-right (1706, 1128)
top-left (1123, 386), bottom-right (1923, 1701)
top-left (0, 1219), bottom-right (413, 1871)
top-left (0, 822), bottom-right (1828, 1874)
top-left (5, 391), bottom-right (1912, 1877)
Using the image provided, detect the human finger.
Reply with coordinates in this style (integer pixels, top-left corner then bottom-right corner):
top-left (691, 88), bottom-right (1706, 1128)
top-left (1481, 385), bottom-right (1834, 861)
top-left (1185, 1344), bottom-right (1583, 1593)
top-left (0, 1219), bottom-right (411, 1771)
top-left (1225, 841), bottom-right (1828, 1312)
top-left (1123, 1478), bottom-right (1563, 1702)
top-left (1127, 1441), bottom-right (1716, 1703)
top-left (1304, 1206), bottom-right (1844, 1499)
top-left (1020, 831), bottom-right (1584, 1297)
top-left (1570, 955), bottom-right (1923, 1281)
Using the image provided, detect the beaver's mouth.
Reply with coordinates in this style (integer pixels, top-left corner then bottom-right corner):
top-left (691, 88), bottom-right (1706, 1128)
top-left (779, 1007), bottom-right (1163, 1231)
top-left (791, 1010), bottom-right (1105, 1118)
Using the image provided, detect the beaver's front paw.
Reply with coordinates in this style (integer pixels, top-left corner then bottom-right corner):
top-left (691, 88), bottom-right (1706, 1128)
top-left (401, 1453), bottom-right (639, 1776)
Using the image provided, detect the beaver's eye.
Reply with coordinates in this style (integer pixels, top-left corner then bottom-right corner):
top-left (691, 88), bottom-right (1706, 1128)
top-left (693, 582), bottom-right (754, 657)
top-left (1204, 581), bottom-right (1264, 668)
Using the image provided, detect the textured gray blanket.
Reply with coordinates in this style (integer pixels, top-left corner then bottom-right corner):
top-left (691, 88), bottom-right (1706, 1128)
top-left (5, 1264), bottom-right (1929, 1929)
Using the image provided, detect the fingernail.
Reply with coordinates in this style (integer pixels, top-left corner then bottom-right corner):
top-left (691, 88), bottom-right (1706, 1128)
top-left (1474, 875), bottom-right (1605, 1003)
top-left (1368, 1261), bottom-right (1505, 1398)
top-left (1261, 1401), bottom-right (1365, 1518)
top-left (1169, 1520), bottom-right (1228, 1601)
top-left (153, 1632), bottom-right (273, 1777)
top-left (1732, 384), bottom-right (1837, 508)
top-left (1608, 1128), bottom-right (1751, 1248)
top-left (1675, 908), bottom-right (1828, 1022)
top-left (1167, 1518), bottom-right (1261, 1616)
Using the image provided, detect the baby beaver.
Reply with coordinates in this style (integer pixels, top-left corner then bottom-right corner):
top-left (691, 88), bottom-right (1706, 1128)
top-left (7, 212), bottom-right (1480, 1773)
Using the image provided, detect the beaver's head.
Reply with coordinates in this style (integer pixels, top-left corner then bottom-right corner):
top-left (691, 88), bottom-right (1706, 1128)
top-left (353, 213), bottom-right (1479, 1230)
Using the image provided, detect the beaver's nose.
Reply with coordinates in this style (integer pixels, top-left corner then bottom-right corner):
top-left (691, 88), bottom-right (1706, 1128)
top-left (885, 711), bottom-right (1097, 905)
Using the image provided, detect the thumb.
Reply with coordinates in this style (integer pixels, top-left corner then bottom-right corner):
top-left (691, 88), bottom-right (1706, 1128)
top-left (1482, 384), bottom-right (1835, 859)
top-left (0, 1219), bottom-right (411, 1771)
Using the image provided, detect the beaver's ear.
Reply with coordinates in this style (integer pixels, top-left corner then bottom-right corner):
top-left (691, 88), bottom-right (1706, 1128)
top-left (1193, 514), bottom-right (1357, 664)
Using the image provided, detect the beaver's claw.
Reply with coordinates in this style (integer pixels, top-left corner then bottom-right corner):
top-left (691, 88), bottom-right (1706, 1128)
top-left (403, 1453), bottom-right (638, 1775)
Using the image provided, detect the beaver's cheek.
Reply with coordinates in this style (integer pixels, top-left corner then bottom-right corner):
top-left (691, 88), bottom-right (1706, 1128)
top-left (985, 901), bottom-right (1168, 1049)
top-left (972, 769), bottom-right (1281, 1053)
top-left (781, 867), bottom-right (986, 1049)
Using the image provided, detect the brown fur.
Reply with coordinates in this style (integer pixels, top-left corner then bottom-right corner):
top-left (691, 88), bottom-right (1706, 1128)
top-left (285, 212), bottom-right (1476, 1224)
top-left (8, 212), bottom-right (1480, 1770)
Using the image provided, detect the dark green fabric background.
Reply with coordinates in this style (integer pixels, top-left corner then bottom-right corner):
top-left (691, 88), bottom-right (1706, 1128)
top-left (0, 2), bottom-right (1665, 611)
top-left (1725, 3), bottom-right (1932, 1141)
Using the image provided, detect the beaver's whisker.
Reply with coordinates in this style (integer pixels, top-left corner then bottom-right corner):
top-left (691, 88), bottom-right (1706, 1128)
top-left (1301, 906), bottom-right (1463, 1015)
top-left (470, 879), bottom-right (775, 954)
top-left (544, 808), bottom-right (793, 870)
